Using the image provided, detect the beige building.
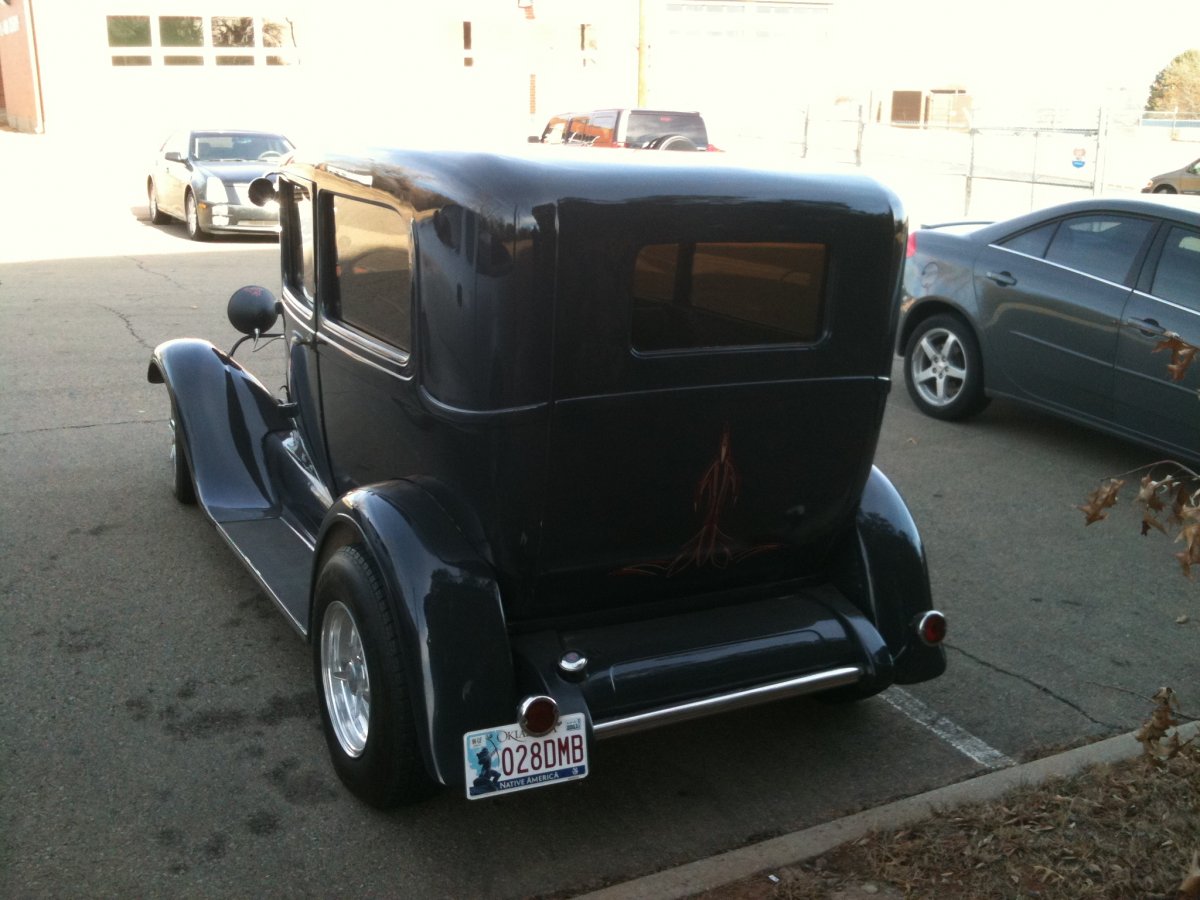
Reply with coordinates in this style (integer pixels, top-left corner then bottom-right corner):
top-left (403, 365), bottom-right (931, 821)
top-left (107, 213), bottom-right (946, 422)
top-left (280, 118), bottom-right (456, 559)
top-left (0, 0), bottom-right (839, 149)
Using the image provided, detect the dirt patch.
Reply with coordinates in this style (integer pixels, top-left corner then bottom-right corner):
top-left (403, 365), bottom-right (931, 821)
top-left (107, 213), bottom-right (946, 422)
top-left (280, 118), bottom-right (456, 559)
top-left (694, 741), bottom-right (1200, 900)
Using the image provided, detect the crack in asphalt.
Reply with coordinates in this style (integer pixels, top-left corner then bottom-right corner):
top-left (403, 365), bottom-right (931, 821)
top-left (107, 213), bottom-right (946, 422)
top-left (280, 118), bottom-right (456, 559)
top-left (99, 303), bottom-right (153, 350)
top-left (0, 418), bottom-right (164, 438)
top-left (125, 256), bottom-right (189, 291)
top-left (948, 644), bottom-right (1121, 730)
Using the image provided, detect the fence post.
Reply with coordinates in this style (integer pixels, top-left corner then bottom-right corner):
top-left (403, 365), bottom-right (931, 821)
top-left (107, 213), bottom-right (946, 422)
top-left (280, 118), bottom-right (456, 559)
top-left (856, 104), bottom-right (864, 167)
top-left (1029, 130), bottom-right (1040, 210)
top-left (965, 129), bottom-right (976, 216)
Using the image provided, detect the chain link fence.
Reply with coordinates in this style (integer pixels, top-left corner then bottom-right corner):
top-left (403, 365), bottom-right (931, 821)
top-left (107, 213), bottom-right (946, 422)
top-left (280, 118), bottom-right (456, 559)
top-left (725, 106), bottom-right (1200, 225)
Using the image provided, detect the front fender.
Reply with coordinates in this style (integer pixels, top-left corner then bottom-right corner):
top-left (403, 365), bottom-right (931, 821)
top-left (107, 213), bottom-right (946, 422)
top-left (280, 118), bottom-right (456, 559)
top-left (314, 482), bottom-right (514, 787)
top-left (148, 338), bottom-right (291, 519)
top-left (834, 466), bottom-right (946, 685)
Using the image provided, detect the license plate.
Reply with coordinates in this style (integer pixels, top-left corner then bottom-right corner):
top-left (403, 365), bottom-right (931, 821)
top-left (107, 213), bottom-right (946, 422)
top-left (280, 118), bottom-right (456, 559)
top-left (463, 713), bottom-right (588, 799)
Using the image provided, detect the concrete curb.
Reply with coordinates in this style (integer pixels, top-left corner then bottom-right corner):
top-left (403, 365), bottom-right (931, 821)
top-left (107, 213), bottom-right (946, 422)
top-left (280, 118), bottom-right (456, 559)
top-left (579, 720), bottom-right (1200, 900)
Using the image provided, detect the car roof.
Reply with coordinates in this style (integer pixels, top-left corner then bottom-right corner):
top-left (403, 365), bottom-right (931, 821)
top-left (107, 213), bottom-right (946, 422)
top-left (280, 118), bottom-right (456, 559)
top-left (287, 144), bottom-right (897, 217)
top-left (946, 194), bottom-right (1200, 242)
top-left (547, 108), bottom-right (703, 118)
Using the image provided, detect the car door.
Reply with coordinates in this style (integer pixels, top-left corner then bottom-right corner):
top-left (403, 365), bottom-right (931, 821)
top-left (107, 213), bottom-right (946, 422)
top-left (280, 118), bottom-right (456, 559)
top-left (974, 213), bottom-right (1155, 423)
top-left (1181, 159), bottom-right (1200, 194)
top-left (1114, 222), bottom-right (1200, 456)
top-left (277, 176), bottom-right (335, 507)
top-left (311, 190), bottom-right (420, 497)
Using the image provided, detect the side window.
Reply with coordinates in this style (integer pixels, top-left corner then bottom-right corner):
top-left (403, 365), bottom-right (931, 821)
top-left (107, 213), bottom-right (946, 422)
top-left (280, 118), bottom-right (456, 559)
top-left (590, 111), bottom-right (617, 144)
top-left (631, 242), bottom-right (826, 352)
top-left (329, 196), bottom-right (412, 353)
top-left (999, 222), bottom-right (1057, 258)
top-left (1151, 227), bottom-right (1200, 309)
top-left (1043, 214), bottom-right (1153, 285)
top-left (565, 116), bottom-right (592, 144)
top-left (282, 181), bottom-right (316, 307)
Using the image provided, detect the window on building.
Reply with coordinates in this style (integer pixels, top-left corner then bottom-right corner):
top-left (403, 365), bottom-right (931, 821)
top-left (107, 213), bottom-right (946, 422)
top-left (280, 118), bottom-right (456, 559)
top-left (262, 19), bottom-right (292, 47)
top-left (331, 196), bottom-right (413, 353)
top-left (107, 16), bottom-right (150, 47)
top-left (212, 16), bottom-right (254, 47)
top-left (108, 14), bottom-right (298, 67)
top-left (159, 16), bottom-right (202, 47)
top-left (631, 242), bottom-right (827, 352)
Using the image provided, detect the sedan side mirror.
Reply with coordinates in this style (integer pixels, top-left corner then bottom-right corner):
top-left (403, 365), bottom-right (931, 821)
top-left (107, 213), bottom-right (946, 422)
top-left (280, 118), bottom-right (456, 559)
top-left (228, 285), bottom-right (281, 336)
top-left (164, 151), bottom-right (185, 163)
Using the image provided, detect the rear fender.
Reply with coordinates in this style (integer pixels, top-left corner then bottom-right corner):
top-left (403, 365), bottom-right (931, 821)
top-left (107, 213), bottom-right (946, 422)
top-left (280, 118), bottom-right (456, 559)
top-left (313, 482), bottom-right (514, 787)
top-left (147, 338), bottom-right (292, 518)
top-left (834, 466), bottom-right (946, 685)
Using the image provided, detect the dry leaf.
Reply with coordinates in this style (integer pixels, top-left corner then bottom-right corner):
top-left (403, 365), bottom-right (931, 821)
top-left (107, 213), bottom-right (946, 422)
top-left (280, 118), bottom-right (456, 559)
top-left (1078, 478), bottom-right (1124, 524)
top-left (1179, 850), bottom-right (1200, 900)
top-left (1153, 332), bottom-right (1200, 382)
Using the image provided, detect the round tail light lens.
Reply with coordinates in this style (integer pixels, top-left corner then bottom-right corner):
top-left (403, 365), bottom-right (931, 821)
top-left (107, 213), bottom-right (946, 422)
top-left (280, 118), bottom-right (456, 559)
top-left (917, 610), bottom-right (947, 646)
top-left (518, 695), bottom-right (558, 737)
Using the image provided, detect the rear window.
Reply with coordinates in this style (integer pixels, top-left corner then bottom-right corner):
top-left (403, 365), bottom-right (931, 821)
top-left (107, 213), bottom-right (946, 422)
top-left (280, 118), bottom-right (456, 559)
top-left (631, 242), bottom-right (826, 352)
top-left (624, 112), bottom-right (707, 148)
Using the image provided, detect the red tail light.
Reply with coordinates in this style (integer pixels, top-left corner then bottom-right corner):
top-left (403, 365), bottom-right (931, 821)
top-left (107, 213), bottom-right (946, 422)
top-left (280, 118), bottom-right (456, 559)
top-left (916, 611), bottom-right (947, 646)
top-left (518, 695), bottom-right (559, 736)
top-left (706, 144), bottom-right (722, 152)
top-left (906, 232), bottom-right (918, 259)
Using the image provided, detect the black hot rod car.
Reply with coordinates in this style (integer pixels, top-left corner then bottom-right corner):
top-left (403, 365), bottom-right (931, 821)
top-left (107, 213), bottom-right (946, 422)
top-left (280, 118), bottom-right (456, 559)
top-left (147, 146), bottom-right (946, 807)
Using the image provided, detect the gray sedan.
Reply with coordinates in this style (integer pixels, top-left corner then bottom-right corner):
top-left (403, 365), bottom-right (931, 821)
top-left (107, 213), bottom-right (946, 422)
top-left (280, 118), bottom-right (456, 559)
top-left (898, 196), bottom-right (1200, 460)
top-left (148, 129), bottom-right (293, 240)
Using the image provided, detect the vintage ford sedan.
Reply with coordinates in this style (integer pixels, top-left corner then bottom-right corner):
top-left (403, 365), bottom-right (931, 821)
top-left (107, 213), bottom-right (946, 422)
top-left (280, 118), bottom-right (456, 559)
top-left (147, 146), bottom-right (946, 807)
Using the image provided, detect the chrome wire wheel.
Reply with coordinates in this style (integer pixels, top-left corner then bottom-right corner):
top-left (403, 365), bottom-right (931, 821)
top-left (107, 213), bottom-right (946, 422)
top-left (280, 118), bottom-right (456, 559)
top-left (910, 326), bottom-right (968, 409)
top-left (321, 600), bottom-right (370, 758)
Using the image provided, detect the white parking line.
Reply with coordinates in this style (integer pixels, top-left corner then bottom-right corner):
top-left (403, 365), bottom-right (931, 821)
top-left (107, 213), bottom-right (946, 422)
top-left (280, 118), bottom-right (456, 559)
top-left (883, 687), bottom-right (1015, 770)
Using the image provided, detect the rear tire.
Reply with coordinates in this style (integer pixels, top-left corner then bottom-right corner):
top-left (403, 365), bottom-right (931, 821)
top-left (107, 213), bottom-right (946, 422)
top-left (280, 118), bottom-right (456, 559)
top-left (903, 313), bottom-right (990, 420)
top-left (148, 181), bottom-right (169, 225)
top-left (314, 545), bottom-right (436, 808)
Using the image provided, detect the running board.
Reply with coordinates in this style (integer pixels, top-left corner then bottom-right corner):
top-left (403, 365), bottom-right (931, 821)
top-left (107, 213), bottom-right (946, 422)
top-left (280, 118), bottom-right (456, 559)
top-left (591, 666), bottom-right (862, 739)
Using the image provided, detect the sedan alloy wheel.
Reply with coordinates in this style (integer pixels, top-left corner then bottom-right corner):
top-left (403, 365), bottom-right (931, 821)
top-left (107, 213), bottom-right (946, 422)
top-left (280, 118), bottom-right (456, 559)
top-left (903, 314), bottom-right (989, 420)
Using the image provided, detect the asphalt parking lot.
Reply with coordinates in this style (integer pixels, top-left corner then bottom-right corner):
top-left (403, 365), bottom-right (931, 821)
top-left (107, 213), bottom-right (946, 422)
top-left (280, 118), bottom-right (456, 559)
top-left (1, 130), bottom-right (1197, 898)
